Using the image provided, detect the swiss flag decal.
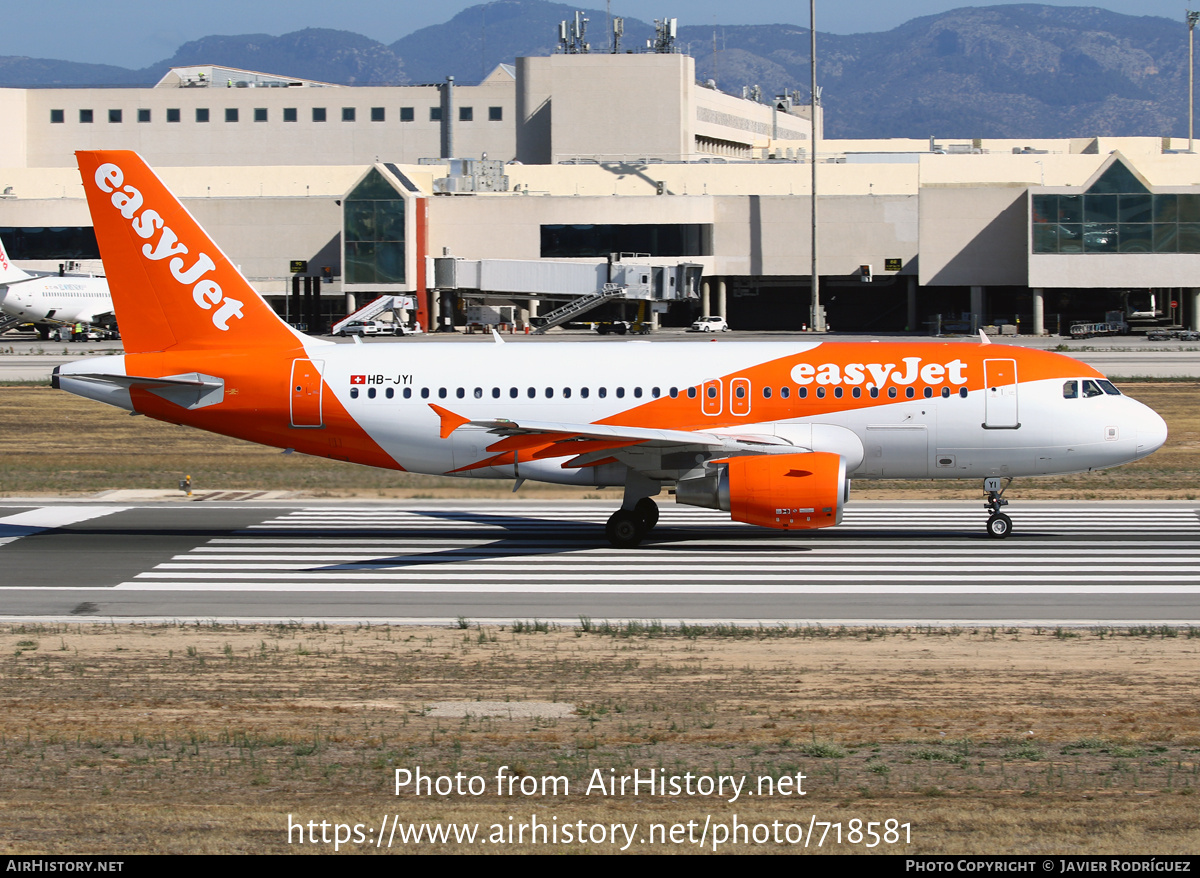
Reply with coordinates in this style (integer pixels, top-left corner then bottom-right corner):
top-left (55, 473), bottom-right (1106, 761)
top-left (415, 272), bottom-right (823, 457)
top-left (351, 375), bottom-right (366, 385)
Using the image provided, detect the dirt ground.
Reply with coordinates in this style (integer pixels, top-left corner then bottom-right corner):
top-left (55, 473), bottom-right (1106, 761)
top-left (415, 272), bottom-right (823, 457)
top-left (0, 383), bottom-right (1196, 499)
top-left (0, 622), bottom-right (1198, 855)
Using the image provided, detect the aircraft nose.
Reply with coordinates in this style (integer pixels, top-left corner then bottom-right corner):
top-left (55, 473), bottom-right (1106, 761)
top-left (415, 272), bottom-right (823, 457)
top-left (1135, 405), bottom-right (1168, 457)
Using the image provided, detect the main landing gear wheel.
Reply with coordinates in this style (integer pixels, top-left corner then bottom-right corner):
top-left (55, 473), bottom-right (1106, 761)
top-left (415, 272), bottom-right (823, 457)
top-left (986, 513), bottom-right (1012, 539)
top-left (634, 497), bottom-right (659, 532)
top-left (605, 509), bottom-right (644, 548)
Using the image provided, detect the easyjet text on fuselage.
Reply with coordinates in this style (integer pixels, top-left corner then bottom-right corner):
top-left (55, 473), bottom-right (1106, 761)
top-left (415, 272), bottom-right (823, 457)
top-left (790, 357), bottom-right (969, 388)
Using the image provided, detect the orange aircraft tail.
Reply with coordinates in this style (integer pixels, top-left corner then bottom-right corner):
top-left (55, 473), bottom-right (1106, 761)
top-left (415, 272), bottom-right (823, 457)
top-left (76, 150), bottom-right (302, 354)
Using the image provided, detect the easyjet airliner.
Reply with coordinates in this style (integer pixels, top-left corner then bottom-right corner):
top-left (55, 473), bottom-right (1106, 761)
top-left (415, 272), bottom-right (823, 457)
top-left (54, 151), bottom-right (1168, 546)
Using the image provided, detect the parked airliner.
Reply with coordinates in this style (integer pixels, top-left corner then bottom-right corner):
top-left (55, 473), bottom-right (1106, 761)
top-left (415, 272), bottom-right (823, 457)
top-left (0, 236), bottom-right (113, 334)
top-left (54, 151), bottom-right (1168, 546)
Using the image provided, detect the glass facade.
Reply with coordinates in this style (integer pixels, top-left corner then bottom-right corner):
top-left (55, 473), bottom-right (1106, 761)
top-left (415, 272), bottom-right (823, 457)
top-left (541, 223), bottom-right (713, 258)
top-left (343, 168), bottom-right (406, 285)
top-left (1032, 160), bottom-right (1200, 254)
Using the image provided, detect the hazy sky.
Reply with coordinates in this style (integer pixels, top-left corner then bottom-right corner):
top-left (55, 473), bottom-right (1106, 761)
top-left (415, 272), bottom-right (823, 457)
top-left (2, 1), bottom-right (1192, 69)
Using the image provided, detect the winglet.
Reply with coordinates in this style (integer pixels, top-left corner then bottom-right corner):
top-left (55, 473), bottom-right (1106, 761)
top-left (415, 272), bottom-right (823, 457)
top-left (429, 403), bottom-right (470, 439)
top-left (979, 329), bottom-right (991, 345)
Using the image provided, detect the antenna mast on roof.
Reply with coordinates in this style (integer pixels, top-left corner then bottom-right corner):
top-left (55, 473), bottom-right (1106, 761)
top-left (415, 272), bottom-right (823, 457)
top-left (559, 12), bottom-right (590, 54)
top-left (651, 18), bottom-right (678, 53)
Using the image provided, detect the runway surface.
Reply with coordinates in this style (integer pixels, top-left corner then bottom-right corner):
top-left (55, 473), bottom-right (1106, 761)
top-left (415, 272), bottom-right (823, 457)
top-left (1, 500), bottom-right (1197, 624)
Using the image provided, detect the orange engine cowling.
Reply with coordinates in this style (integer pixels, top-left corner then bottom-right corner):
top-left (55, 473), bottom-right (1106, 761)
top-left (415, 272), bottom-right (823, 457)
top-left (676, 451), bottom-right (846, 530)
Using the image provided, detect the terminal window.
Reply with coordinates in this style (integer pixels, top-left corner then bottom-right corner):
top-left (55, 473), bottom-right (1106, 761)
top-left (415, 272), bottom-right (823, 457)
top-left (50, 110), bottom-right (64, 123)
top-left (400, 107), bottom-right (414, 122)
top-left (459, 106), bottom-right (473, 122)
top-left (489, 106), bottom-right (503, 121)
top-left (167, 108), bottom-right (180, 123)
top-left (541, 223), bottom-right (714, 258)
top-left (343, 168), bottom-right (406, 285)
top-left (313, 107), bottom-right (327, 122)
top-left (254, 108), bottom-right (267, 122)
top-left (79, 109), bottom-right (93, 123)
top-left (138, 109), bottom-right (151, 122)
top-left (225, 108), bottom-right (238, 122)
top-left (283, 107), bottom-right (297, 122)
top-left (196, 108), bottom-right (209, 123)
top-left (0, 226), bottom-right (100, 260)
top-left (342, 107), bottom-right (356, 122)
top-left (108, 109), bottom-right (122, 123)
top-left (429, 107), bottom-right (442, 121)
top-left (1031, 159), bottom-right (1200, 254)
top-left (371, 107), bottom-right (385, 122)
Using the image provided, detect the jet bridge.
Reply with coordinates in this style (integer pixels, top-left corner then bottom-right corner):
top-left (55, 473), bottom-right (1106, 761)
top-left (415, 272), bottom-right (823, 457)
top-left (429, 253), bottom-right (702, 329)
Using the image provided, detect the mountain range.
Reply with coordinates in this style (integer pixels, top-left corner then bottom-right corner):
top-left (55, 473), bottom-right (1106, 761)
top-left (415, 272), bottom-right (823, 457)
top-left (0, 2), bottom-right (1192, 139)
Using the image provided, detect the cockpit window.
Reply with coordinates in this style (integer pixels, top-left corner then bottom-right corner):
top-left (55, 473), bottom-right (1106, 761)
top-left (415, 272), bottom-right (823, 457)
top-left (1062, 380), bottom-right (1078, 399)
top-left (1097, 380), bottom-right (1121, 396)
top-left (1082, 379), bottom-right (1104, 398)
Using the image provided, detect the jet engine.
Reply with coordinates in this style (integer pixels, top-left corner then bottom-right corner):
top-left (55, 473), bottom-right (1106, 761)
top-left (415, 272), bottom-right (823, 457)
top-left (674, 451), bottom-right (847, 530)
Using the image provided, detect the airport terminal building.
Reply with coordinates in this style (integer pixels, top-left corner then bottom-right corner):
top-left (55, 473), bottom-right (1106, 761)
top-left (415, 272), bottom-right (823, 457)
top-left (1, 50), bottom-right (1199, 334)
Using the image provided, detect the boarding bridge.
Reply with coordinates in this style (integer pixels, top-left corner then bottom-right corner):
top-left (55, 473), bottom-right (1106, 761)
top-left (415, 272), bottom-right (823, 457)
top-left (331, 294), bottom-right (416, 335)
top-left (429, 255), bottom-right (702, 329)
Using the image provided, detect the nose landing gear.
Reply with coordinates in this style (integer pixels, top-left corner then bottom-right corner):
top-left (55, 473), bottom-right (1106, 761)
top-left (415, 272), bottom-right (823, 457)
top-left (983, 477), bottom-right (1013, 538)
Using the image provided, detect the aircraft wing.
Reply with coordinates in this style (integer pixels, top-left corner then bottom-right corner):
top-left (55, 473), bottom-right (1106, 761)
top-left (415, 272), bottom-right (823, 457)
top-left (468, 416), bottom-right (793, 452)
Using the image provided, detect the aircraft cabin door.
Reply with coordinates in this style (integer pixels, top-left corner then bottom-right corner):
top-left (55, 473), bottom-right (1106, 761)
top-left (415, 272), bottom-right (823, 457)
top-left (729, 377), bottom-right (752, 417)
top-left (983, 358), bottom-right (1019, 429)
top-left (701, 379), bottom-right (723, 416)
top-left (290, 359), bottom-right (325, 428)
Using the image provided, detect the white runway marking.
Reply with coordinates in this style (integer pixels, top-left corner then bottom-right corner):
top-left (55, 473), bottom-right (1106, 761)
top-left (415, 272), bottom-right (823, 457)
top-left (0, 506), bottom-right (128, 548)
top-left (111, 504), bottom-right (1200, 594)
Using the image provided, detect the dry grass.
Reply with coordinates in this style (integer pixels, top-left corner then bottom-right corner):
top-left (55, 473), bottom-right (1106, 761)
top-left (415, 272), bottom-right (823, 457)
top-left (0, 383), bottom-right (1196, 499)
top-left (1, 622), bottom-right (1198, 854)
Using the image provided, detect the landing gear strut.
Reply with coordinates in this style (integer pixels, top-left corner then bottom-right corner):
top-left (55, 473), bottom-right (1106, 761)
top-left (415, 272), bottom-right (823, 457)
top-left (604, 472), bottom-right (661, 548)
top-left (983, 477), bottom-right (1013, 539)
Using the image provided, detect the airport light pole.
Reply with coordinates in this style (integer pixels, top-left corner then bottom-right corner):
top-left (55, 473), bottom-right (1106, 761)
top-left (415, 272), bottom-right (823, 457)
top-left (809, 0), bottom-right (825, 332)
top-left (1190, 11), bottom-right (1199, 152)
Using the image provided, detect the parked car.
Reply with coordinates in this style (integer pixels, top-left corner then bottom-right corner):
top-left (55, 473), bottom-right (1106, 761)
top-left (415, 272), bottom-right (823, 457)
top-left (690, 316), bottom-right (729, 332)
top-left (338, 320), bottom-right (391, 337)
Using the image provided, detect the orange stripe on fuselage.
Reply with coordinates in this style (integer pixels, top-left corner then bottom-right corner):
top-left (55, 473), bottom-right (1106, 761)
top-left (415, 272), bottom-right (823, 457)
top-left (596, 343), bottom-right (1097, 433)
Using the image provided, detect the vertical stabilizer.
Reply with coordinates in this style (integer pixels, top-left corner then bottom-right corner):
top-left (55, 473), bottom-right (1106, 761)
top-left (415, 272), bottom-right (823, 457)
top-left (75, 150), bottom-right (303, 354)
top-left (0, 236), bottom-right (33, 284)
